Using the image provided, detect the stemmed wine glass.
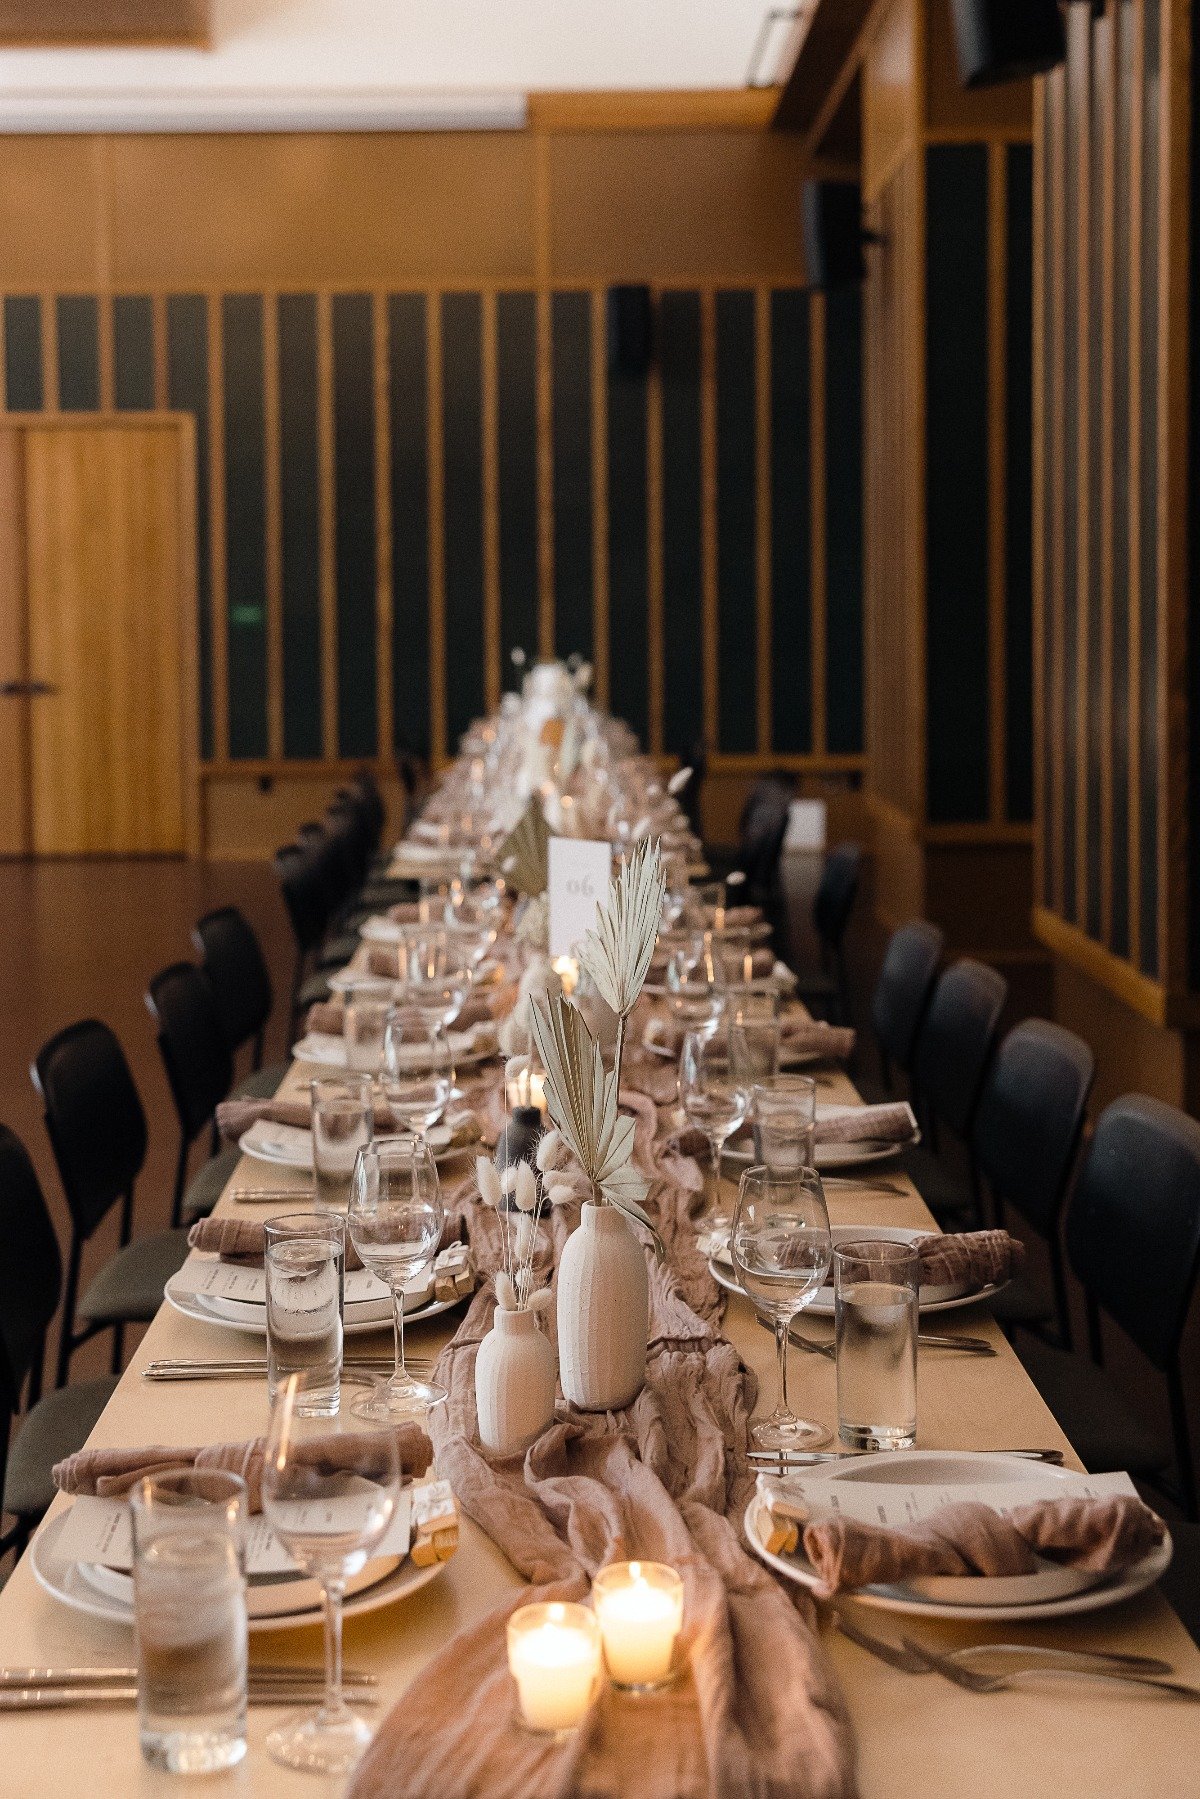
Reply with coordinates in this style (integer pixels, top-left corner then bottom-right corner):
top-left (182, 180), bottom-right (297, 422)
top-left (381, 1007), bottom-right (452, 1138)
top-left (666, 933), bottom-right (724, 1037)
top-left (679, 1029), bottom-right (749, 1223)
top-left (261, 1374), bottom-right (401, 1774)
top-left (731, 1165), bottom-right (832, 1451)
top-left (347, 1137), bottom-right (446, 1421)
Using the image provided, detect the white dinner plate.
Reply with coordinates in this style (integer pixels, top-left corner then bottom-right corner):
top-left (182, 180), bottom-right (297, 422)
top-left (163, 1275), bottom-right (464, 1338)
top-left (238, 1119), bottom-right (478, 1173)
top-left (641, 1038), bottom-right (827, 1070)
top-left (291, 1031), bottom-right (498, 1073)
top-left (744, 1451), bottom-right (1173, 1622)
top-left (719, 1136), bottom-right (906, 1170)
top-left (32, 1509), bottom-right (448, 1634)
top-left (706, 1222), bottom-right (1007, 1316)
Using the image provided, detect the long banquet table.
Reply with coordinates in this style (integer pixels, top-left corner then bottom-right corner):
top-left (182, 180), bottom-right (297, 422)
top-left (3, 998), bottom-right (1200, 1793)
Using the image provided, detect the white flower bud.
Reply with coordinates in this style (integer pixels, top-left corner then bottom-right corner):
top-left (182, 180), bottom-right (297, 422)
top-left (514, 1162), bottom-right (537, 1212)
top-left (476, 1158), bottom-right (502, 1209)
top-left (501, 1164), bottom-right (518, 1195)
top-left (495, 1271), bottom-right (517, 1312)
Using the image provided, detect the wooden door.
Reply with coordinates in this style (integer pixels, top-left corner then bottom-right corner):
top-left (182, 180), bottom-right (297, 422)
top-left (8, 418), bottom-right (197, 855)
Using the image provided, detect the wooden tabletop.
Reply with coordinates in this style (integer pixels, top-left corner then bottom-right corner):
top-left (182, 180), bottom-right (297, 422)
top-left (2, 1054), bottom-right (1199, 1796)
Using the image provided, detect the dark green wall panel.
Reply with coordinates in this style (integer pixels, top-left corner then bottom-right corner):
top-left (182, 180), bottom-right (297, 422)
top-left (660, 290), bottom-right (703, 758)
top-left (166, 295), bottom-right (212, 758)
top-left (1111, 4), bottom-right (1135, 958)
top-left (551, 292), bottom-right (593, 660)
top-left (496, 292), bottom-right (538, 680)
top-left (4, 296), bottom-right (42, 411)
top-left (389, 293), bottom-right (431, 758)
top-left (824, 287), bottom-right (864, 755)
top-left (332, 293), bottom-right (377, 758)
top-left (441, 292), bottom-right (485, 747)
top-left (278, 293), bottom-right (322, 758)
top-left (926, 145), bottom-right (990, 823)
top-left (56, 295), bottom-right (99, 412)
top-left (1062, 50), bottom-right (1082, 919)
top-left (606, 339), bottom-right (649, 743)
top-left (113, 295), bottom-right (154, 411)
top-left (1004, 148), bottom-right (1034, 825)
top-left (221, 295), bottom-right (268, 759)
top-left (769, 289), bottom-right (811, 752)
top-left (1137, 0), bottom-right (1161, 977)
top-left (715, 289), bottom-right (757, 753)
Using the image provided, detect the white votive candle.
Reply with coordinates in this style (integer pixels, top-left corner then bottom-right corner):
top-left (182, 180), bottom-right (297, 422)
top-left (507, 1601), bottom-right (601, 1733)
top-left (593, 1561), bottom-right (684, 1689)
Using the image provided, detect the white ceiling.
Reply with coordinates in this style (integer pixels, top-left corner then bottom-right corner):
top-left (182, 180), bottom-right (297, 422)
top-left (0, 0), bottom-right (804, 105)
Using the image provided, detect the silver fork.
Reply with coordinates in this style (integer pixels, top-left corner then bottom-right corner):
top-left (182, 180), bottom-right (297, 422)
top-left (897, 1635), bottom-right (1200, 1700)
top-left (835, 1612), bottom-right (1174, 1681)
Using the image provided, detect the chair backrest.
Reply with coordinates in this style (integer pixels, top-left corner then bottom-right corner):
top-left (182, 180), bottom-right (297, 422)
top-left (1066, 1094), bottom-right (1200, 1370)
top-left (146, 963), bottom-right (234, 1146)
top-left (913, 957), bottom-right (1008, 1139)
top-left (972, 1019), bottom-right (1094, 1240)
top-left (680, 739), bottom-right (707, 840)
top-left (737, 779), bottom-right (791, 901)
top-left (274, 841), bottom-right (329, 956)
top-left (870, 919), bottom-right (944, 1075)
top-left (193, 906), bottom-right (273, 1055)
top-left (812, 842), bottom-right (863, 953)
top-left (32, 1020), bottom-right (148, 1241)
top-left (0, 1125), bottom-right (62, 1411)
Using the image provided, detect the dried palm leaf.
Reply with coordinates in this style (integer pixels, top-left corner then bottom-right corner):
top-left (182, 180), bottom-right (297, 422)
top-left (577, 839), bottom-right (666, 1019)
top-left (499, 794), bottom-right (551, 897)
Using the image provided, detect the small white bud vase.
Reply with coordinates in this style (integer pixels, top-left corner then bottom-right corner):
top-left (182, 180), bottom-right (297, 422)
top-left (556, 1202), bottom-right (649, 1411)
top-left (474, 1306), bottom-right (557, 1456)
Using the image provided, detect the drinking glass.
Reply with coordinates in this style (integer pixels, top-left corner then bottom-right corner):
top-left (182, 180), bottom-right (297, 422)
top-left (265, 1213), bottom-right (345, 1415)
top-left (679, 1030), bottom-right (749, 1222)
top-left (311, 1075), bottom-right (374, 1212)
top-left (732, 1165), bottom-right (832, 1450)
top-left (417, 878), bottom-right (449, 923)
top-left (834, 1240), bottom-right (918, 1450)
top-left (131, 1469), bottom-right (248, 1775)
top-left (728, 993), bottom-right (780, 1087)
top-left (666, 934), bottom-right (724, 1037)
top-left (261, 1377), bottom-right (401, 1774)
top-left (342, 979), bottom-right (393, 1074)
top-left (347, 1137), bottom-right (447, 1420)
top-left (752, 1074), bottom-right (817, 1174)
top-left (382, 1007), bottom-right (453, 1137)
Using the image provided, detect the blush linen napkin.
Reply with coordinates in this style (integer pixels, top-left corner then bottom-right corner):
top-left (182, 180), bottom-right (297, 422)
top-left (186, 1215), bottom-right (365, 1272)
top-left (348, 1168), bottom-right (856, 1799)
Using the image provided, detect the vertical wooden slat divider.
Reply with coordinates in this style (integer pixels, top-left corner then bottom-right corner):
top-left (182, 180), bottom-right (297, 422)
top-left (261, 292), bottom-right (284, 759)
top-left (481, 287), bottom-right (501, 713)
top-left (40, 288), bottom-right (58, 412)
top-left (1032, 86), bottom-right (1046, 908)
top-left (1098, 10), bottom-right (1117, 947)
top-left (98, 292), bottom-right (115, 413)
top-left (754, 284), bottom-right (772, 753)
top-left (151, 292), bottom-right (168, 410)
top-left (590, 286), bottom-right (610, 709)
top-left (809, 291), bottom-right (828, 757)
top-left (1127, 4), bottom-right (1145, 970)
top-left (426, 292), bottom-right (448, 766)
top-left (207, 293), bottom-right (230, 762)
top-left (316, 289), bottom-right (338, 761)
top-left (646, 287), bottom-right (665, 756)
top-left (373, 289), bottom-right (395, 759)
top-left (987, 144), bottom-right (1008, 824)
top-left (700, 287), bottom-right (718, 750)
top-left (1048, 73), bottom-right (1067, 914)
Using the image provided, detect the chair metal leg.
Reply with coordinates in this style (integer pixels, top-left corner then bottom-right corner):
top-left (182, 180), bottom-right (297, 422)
top-left (253, 1028), bottom-right (265, 1072)
top-left (26, 1329), bottom-right (45, 1410)
top-left (1168, 1362), bottom-right (1198, 1522)
top-left (171, 1138), bottom-right (187, 1230)
top-left (1049, 1237), bottom-right (1073, 1351)
top-left (56, 1235), bottom-right (83, 1389)
top-left (209, 1115), bottom-right (220, 1158)
top-left (110, 1321), bottom-right (125, 1376)
top-left (118, 1185), bottom-right (134, 1251)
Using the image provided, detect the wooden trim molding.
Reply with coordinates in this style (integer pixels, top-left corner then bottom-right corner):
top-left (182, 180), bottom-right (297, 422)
top-left (1033, 903), bottom-right (1169, 1026)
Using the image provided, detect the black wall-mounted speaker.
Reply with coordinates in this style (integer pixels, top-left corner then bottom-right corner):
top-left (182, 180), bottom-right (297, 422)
top-left (801, 180), bottom-right (866, 289)
top-left (606, 285), bottom-right (654, 378)
top-left (950, 0), bottom-right (1066, 89)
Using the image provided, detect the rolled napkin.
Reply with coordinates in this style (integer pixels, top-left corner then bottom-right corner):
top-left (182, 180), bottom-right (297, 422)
top-left (914, 1229), bottom-right (1024, 1290)
top-left (760, 1488), bottom-right (1166, 1598)
top-left (426, 1108), bottom-right (484, 1153)
top-left (643, 1013), bottom-right (856, 1063)
top-left (216, 1095), bottom-right (398, 1144)
top-left (187, 1216), bottom-right (364, 1272)
top-left (386, 902), bottom-right (422, 923)
top-left (305, 993), bottom-right (495, 1038)
top-left (53, 1424), bottom-right (434, 1514)
top-left (703, 903), bottom-right (764, 929)
top-left (813, 1101), bottom-right (917, 1146)
top-left (366, 945), bottom-right (404, 978)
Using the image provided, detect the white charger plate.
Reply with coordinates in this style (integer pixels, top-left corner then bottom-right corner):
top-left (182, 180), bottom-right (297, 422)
top-left (744, 1451), bottom-right (1172, 1622)
top-left (291, 1032), bottom-right (498, 1075)
top-left (163, 1274), bottom-right (463, 1338)
top-left (707, 1222), bottom-right (1007, 1317)
top-left (641, 1038), bottom-right (827, 1071)
top-left (32, 1509), bottom-right (447, 1634)
top-left (238, 1121), bottom-right (478, 1173)
top-left (719, 1136), bottom-right (906, 1170)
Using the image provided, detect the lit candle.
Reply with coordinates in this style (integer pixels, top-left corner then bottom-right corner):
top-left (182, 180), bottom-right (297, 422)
top-left (552, 955), bottom-right (580, 998)
top-left (507, 1601), bottom-right (601, 1733)
top-left (505, 1066), bottom-right (548, 1117)
top-left (742, 951), bottom-right (753, 985)
top-left (714, 880), bottom-right (727, 934)
top-left (592, 1561), bottom-right (684, 1690)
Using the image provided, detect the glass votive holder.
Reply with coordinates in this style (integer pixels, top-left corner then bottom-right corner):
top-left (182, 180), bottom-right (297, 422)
top-left (592, 1561), bottom-right (685, 1692)
top-left (507, 1600), bottom-right (602, 1735)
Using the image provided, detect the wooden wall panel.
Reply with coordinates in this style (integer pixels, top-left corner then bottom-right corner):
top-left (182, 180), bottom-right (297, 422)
top-left (1033, 0), bottom-right (1196, 1025)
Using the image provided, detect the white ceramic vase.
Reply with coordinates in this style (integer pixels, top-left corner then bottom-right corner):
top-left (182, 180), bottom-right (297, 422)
top-left (474, 1306), bottom-right (557, 1456)
top-left (556, 1201), bottom-right (649, 1411)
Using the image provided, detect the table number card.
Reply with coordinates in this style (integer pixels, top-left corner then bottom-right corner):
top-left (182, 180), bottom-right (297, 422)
top-left (548, 837), bottom-right (612, 959)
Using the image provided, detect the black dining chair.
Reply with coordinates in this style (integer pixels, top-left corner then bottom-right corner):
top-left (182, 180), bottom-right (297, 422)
top-left (734, 778), bottom-right (792, 946)
top-left (862, 918), bottom-right (944, 1102)
top-left (899, 957), bottom-right (1008, 1222)
top-left (32, 1021), bottom-right (189, 1385)
top-left (0, 1126), bottom-right (119, 1556)
top-left (193, 906), bottom-right (286, 1101)
top-left (974, 1020), bottom-right (1095, 1344)
top-left (275, 840), bottom-right (333, 1028)
top-left (146, 963), bottom-right (242, 1227)
top-left (1017, 1094), bottom-right (1200, 1520)
top-left (795, 842), bottom-right (863, 1025)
